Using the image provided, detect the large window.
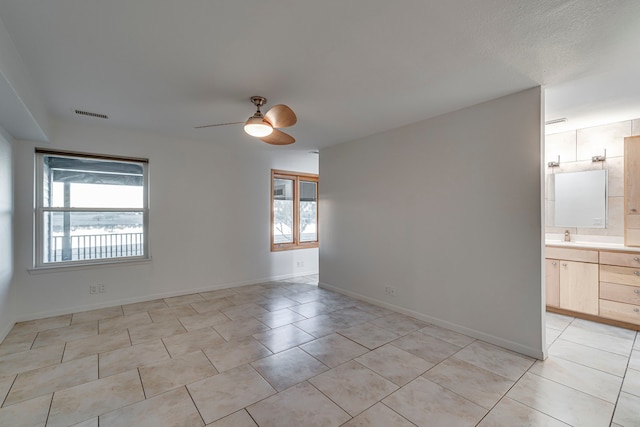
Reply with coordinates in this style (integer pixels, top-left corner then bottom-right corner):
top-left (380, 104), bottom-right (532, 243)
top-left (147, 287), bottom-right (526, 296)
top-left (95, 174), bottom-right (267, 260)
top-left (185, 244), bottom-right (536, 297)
top-left (35, 149), bottom-right (149, 267)
top-left (271, 169), bottom-right (318, 251)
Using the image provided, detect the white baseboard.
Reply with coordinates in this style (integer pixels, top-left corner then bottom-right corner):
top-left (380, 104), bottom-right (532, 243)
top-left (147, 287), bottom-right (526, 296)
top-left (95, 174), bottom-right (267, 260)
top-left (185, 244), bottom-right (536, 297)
top-left (319, 281), bottom-right (544, 360)
top-left (14, 271), bottom-right (318, 323)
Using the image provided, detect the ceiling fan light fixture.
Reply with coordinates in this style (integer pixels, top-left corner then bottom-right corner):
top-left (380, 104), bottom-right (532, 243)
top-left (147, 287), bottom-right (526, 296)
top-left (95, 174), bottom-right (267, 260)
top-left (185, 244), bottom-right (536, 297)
top-left (244, 116), bottom-right (273, 137)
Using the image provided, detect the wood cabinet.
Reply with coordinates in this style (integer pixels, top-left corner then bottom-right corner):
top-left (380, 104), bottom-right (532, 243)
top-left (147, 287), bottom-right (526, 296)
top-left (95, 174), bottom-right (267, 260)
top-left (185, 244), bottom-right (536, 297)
top-left (599, 250), bottom-right (640, 325)
top-left (625, 136), bottom-right (640, 246)
top-left (558, 261), bottom-right (599, 315)
top-left (545, 259), bottom-right (560, 307)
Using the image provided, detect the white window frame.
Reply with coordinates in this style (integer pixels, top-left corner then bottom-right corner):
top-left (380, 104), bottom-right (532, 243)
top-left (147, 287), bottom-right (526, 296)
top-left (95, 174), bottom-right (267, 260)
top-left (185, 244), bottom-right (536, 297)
top-left (34, 149), bottom-right (150, 268)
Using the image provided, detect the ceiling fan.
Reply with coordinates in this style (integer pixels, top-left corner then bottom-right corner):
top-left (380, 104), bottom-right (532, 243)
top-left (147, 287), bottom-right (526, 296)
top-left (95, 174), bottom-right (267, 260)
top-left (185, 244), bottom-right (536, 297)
top-left (195, 96), bottom-right (297, 145)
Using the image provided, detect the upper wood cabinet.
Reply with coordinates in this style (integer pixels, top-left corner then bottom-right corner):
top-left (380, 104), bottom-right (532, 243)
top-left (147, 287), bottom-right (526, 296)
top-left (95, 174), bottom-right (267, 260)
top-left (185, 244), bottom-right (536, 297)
top-left (625, 136), bottom-right (640, 246)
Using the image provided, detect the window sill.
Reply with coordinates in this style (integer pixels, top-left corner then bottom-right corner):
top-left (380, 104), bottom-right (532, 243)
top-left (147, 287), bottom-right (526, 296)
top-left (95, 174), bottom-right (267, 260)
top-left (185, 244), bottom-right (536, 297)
top-left (28, 257), bottom-right (152, 275)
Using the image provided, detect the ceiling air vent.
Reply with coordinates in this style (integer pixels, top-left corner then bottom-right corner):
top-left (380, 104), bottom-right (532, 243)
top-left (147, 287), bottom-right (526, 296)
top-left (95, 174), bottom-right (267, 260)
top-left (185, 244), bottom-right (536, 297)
top-left (75, 109), bottom-right (108, 119)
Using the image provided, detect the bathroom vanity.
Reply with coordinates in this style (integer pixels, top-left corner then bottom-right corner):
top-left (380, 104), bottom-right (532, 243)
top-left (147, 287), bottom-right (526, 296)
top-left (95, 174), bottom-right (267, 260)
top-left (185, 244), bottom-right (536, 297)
top-left (546, 243), bottom-right (640, 330)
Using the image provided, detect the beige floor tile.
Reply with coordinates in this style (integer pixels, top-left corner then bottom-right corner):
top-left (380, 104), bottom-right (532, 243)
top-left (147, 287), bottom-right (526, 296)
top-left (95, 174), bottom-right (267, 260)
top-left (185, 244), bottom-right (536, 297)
top-left (254, 308), bottom-right (306, 328)
top-left (0, 373), bottom-right (16, 404)
top-left (0, 393), bottom-right (52, 427)
top-left (549, 339), bottom-right (627, 377)
top-left (545, 312), bottom-right (573, 331)
top-left (391, 331), bottom-right (461, 365)
top-left (32, 321), bottom-right (98, 348)
top-left (9, 314), bottom-right (72, 335)
top-left (5, 355), bottom-right (97, 406)
top-left (198, 288), bottom-right (238, 300)
top-left (560, 325), bottom-right (634, 356)
top-left (0, 343), bottom-right (65, 376)
top-left (424, 358), bottom-right (514, 409)
top-left (128, 319), bottom-right (186, 345)
top-left (338, 323), bottom-right (399, 350)
top-left (350, 302), bottom-right (396, 318)
top-left (294, 314), bottom-right (350, 337)
top-left (286, 289), bottom-right (324, 304)
top-left (622, 368), bottom-right (640, 397)
top-left (300, 333), bottom-right (369, 368)
top-left (252, 324), bottom-right (315, 353)
top-left (98, 312), bottom-right (152, 334)
top-left (309, 360), bottom-right (398, 416)
top-left (369, 313), bottom-right (428, 336)
top-left (452, 341), bottom-right (534, 381)
top-left (213, 318), bottom-right (269, 341)
top-left (205, 409), bottom-right (256, 427)
top-left (122, 299), bottom-right (168, 315)
top-left (62, 330), bottom-right (130, 362)
top-left (419, 324), bottom-right (475, 347)
top-left (187, 364), bottom-right (275, 424)
top-left (162, 327), bottom-right (224, 357)
top-left (163, 293), bottom-right (205, 307)
top-left (355, 344), bottom-right (432, 386)
top-left (0, 332), bottom-right (37, 357)
top-left (225, 293), bottom-right (270, 306)
top-left (342, 402), bottom-right (415, 427)
top-left (383, 377), bottom-right (487, 426)
top-left (178, 311), bottom-right (230, 332)
top-left (99, 340), bottom-right (170, 378)
top-left (630, 349), bottom-right (640, 371)
top-left (288, 301), bottom-right (333, 317)
top-left (258, 297), bottom-right (298, 312)
top-left (221, 302), bottom-right (269, 320)
top-left (251, 347), bottom-right (328, 391)
top-left (190, 298), bottom-right (235, 314)
top-left (571, 318), bottom-right (636, 340)
top-left (203, 337), bottom-right (272, 372)
top-left (477, 397), bottom-right (570, 427)
top-left (48, 370), bottom-right (145, 427)
top-left (100, 387), bottom-right (204, 427)
top-left (546, 328), bottom-right (563, 348)
top-left (139, 350), bottom-right (217, 397)
top-left (507, 372), bottom-right (614, 427)
top-left (71, 418), bottom-right (98, 427)
top-left (247, 381), bottom-right (350, 427)
top-left (72, 306), bottom-right (123, 324)
top-left (529, 357), bottom-right (623, 403)
top-left (612, 392), bottom-right (640, 426)
top-left (148, 305), bottom-right (198, 322)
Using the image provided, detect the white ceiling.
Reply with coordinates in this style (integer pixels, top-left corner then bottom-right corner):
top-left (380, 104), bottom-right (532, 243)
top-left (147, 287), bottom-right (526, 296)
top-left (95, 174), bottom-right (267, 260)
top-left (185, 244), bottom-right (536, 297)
top-left (1, 0), bottom-right (640, 149)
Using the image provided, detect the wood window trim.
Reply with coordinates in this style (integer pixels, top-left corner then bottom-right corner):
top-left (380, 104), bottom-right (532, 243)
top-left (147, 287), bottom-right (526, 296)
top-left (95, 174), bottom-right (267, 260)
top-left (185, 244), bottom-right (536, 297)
top-left (271, 169), bottom-right (319, 252)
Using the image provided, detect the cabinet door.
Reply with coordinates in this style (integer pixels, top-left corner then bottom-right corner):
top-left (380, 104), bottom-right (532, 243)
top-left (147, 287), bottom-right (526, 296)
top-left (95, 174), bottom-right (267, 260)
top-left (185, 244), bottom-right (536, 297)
top-left (625, 136), bottom-right (640, 246)
top-left (545, 259), bottom-right (560, 307)
top-left (559, 261), bottom-right (599, 315)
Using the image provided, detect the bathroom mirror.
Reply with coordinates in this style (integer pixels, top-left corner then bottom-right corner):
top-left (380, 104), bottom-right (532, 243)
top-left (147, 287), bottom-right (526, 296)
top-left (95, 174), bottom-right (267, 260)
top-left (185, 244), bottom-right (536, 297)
top-left (552, 170), bottom-right (608, 228)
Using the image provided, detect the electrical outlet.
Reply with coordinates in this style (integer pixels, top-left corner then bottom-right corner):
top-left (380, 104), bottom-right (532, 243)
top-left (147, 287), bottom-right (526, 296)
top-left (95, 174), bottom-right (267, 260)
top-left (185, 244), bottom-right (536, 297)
top-left (300, 261), bottom-right (304, 267)
top-left (384, 286), bottom-right (398, 297)
top-left (98, 284), bottom-right (106, 293)
top-left (89, 285), bottom-right (98, 295)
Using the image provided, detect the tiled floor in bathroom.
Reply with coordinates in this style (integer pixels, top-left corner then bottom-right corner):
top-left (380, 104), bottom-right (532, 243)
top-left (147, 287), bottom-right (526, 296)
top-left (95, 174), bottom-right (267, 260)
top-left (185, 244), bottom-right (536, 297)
top-left (0, 275), bottom-right (638, 426)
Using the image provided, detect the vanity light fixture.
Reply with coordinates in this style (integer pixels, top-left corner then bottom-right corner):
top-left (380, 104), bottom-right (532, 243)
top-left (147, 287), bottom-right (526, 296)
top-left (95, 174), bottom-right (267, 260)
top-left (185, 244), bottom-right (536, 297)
top-left (592, 149), bottom-right (606, 163)
top-left (548, 155), bottom-right (560, 168)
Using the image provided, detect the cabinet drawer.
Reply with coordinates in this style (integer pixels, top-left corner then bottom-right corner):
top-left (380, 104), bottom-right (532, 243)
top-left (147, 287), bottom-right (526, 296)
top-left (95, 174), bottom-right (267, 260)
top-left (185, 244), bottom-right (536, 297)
top-left (599, 299), bottom-right (640, 325)
top-left (600, 282), bottom-right (640, 305)
top-left (599, 251), bottom-right (640, 268)
top-left (600, 265), bottom-right (640, 286)
top-left (545, 247), bottom-right (598, 263)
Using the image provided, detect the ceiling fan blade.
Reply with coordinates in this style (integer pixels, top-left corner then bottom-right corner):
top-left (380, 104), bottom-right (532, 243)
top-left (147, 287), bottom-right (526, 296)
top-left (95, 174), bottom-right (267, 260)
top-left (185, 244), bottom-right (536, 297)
top-left (264, 104), bottom-right (297, 129)
top-left (194, 121), bottom-right (243, 129)
top-left (260, 129), bottom-right (295, 145)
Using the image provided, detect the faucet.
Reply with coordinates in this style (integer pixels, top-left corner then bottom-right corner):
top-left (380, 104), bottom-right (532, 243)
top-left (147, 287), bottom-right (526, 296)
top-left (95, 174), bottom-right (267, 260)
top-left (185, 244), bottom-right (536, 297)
top-left (564, 230), bottom-right (571, 242)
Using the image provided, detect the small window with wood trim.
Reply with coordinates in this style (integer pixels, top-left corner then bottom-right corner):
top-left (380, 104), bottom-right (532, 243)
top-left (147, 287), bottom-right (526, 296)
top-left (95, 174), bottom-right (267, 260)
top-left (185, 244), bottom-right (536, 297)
top-left (271, 169), bottom-right (318, 251)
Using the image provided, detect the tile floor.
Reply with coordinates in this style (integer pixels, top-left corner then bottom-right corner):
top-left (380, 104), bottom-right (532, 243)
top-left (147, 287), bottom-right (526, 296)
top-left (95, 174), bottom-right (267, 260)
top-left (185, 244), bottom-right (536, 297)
top-left (0, 275), bottom-right (638, 426)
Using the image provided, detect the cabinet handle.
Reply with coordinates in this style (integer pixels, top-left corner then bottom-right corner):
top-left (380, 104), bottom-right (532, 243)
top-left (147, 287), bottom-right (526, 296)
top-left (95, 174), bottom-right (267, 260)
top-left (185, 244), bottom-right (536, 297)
top-left (552, 262), bottom-right (557, 266)
top-left (562, 263), bottom-right (568, 267)
top-left (632, 208), bottom-right (638, 212)
top-left (635, 271), bottom-right (640, 276)
top-left (635, 289), bottom-right (640, 294)
top-left (635, 308), bottom-right (640, 313)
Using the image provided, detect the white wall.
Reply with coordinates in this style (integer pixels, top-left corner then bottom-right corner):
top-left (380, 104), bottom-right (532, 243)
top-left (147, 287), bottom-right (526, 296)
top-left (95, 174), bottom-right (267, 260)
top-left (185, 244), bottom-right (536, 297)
top-left (12, 119), bottom-right (318, 320)
top-left (319, 87), bottom-right (544, 358)
top-left (0, 127), bottom-right (15, 339)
